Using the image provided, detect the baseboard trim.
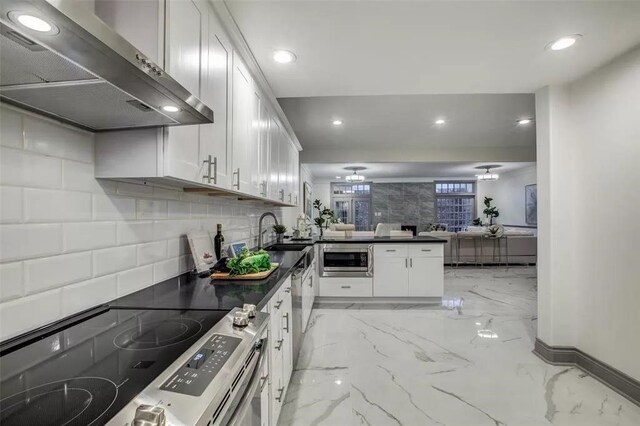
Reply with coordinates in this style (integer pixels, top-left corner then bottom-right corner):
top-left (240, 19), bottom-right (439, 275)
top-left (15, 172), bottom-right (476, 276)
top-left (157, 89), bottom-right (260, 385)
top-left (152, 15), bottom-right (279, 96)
top-left (534, 338), bottom-right (640, 407)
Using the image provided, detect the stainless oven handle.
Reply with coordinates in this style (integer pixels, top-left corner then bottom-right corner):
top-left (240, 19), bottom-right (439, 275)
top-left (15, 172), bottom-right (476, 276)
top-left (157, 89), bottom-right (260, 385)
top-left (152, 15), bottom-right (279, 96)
top-left (227, 338), bottom-right (268, 426)
top-left (367, 245), bottom-right (373, 277)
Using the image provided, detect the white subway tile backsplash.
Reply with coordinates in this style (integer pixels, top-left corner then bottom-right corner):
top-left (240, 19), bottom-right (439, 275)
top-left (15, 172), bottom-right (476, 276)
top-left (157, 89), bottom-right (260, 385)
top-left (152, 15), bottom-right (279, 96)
top-left (168, 201), bottom-right (190, 218)
top-left (0, 147), bottom-right (62, 188)
top-left (0, 106), bottom-right (23, 148)
top-left (0, 262), bottom-right (23, 302)
top-left (117, 221), bottom-right (153, 245)
top-left (93, 245), bottom-right (137, 276)
top-left (0, 223), bottom-right (62, 261)
top-left (63, 222), bottom-right (116, 252)
top-left (23, 115), bottom-right (94, 163)
top-left (191, 203), bottom-right (207, 218)
top-left (0, 106), bottom-right (282, 341)
top-left (117, 182), bottom-right (154, 198)
top-left (138, 199), bottom-right (167, 219)
top-left (24, 252), bottom-right (93, 294)
top-left (0, 186), bottom-right (22, 223)
top-left (153, 257), bottom-right (180, 282)
top-left (61, 275), bottom-right (117, 316)
top-left (137, 240), bottom-right (168, 265)
top-left (63, 160), bottom-right (116, 193)
top-left (117, 265), bottom-right (153, 297)
top-left (93, 194), bottom-right (136, 220)
top-left (24, 189), bottom-right (92, 222)
top-left (0, 288), bottom-right (62, 340)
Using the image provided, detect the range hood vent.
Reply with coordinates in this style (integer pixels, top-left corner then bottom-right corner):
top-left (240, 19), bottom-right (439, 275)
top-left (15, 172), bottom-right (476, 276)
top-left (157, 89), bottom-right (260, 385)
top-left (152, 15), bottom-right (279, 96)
top-left (0, 0), bottom-right (213, 131)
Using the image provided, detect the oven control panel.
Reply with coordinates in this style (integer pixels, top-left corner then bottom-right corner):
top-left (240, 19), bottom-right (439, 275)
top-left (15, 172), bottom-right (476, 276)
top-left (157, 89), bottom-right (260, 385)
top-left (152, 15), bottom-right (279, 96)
top-left (160, 334), bottom-right (241, 396)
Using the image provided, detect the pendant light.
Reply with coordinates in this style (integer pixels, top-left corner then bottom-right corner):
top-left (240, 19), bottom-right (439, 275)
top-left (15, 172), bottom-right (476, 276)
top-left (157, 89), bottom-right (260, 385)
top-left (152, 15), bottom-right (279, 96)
top-left (345, 167), bottom-right (366, 182)
top-left (475, 165), bottom-right (500, 181)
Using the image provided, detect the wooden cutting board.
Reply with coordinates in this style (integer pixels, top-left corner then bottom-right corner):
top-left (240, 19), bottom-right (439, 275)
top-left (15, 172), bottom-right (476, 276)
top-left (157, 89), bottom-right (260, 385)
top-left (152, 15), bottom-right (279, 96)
top-left (211, 263), bottom-right (280, 281)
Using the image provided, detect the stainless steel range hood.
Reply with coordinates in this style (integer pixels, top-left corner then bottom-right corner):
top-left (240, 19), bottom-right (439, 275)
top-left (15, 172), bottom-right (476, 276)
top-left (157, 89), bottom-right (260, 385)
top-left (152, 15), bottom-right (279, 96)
top-left (0, 0), bottom-right (213, 131)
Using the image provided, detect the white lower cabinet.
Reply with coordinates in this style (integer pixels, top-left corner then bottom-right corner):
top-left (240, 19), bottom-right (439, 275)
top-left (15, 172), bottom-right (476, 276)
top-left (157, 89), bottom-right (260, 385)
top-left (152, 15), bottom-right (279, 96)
top-left (319, 277), bottom-right (373, 297)
top-left (301, 261), bottom-right (316, 331)
top-left (373, 244), bottom-right (444, 298)
top-left (261, 278), bottom-right (293, 426)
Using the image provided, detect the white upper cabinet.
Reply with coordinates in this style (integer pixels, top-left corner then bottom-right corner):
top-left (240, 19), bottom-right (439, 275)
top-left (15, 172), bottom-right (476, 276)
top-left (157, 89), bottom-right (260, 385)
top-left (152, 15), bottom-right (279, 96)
top-left (199, 9), bottom-right (232, 188)
top-left (94, 0), bottom-right (299, 205)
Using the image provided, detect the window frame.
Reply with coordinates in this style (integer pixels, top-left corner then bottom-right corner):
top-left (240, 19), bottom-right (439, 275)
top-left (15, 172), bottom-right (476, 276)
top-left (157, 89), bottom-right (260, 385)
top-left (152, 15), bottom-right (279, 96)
top-left (434, 180), bottom-right (477, 232)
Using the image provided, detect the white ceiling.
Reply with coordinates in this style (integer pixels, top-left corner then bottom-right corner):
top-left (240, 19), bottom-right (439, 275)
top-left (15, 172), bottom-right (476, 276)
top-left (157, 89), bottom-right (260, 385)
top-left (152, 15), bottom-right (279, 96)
top-left (279, 94), bottom-right (536, 162)
top-left (225, 0), bottom-right (640, 97)
top-left (308, 162), bottom-right (534, 181)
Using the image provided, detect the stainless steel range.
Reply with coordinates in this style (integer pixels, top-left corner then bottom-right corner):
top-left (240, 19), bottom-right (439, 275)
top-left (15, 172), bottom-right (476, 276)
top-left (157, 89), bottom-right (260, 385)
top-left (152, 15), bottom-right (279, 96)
top-left (319, 243), bottom-right (373, 277)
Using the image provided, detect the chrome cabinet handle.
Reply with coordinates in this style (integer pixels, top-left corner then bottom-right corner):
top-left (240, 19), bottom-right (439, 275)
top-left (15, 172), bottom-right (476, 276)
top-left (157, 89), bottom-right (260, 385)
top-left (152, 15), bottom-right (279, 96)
top-left (294, 195), bottom-right (298, 204)
top-left (284, 286), bottom-right (291, 294)
top-left (288, 193), bottom-right (292, 203)
top-left (410, 258), bottom-right (413, 267)
top-left (260, 374), bottom-right (269, 391)
top-left (283, 313), bottom-right (289, 332)
top-left (422, 249), bottom-right (432, 252)
top-left (233, 168), bottom-right (240, 189)
top-left (275, 300), bottom-right (283, 309)
top-left (309, 276), bottom-right (313, 288)
top-left (275, 339), bottom-right (283, 350)
top-left (386, 249), bottom-right (396, 252)
top-left (203, 155), bottom-right (212, 183)
top-left (341, 285), bottom-right (351, 289)
top-left (212, 156), bottom-right (217, 185)
top-left (260, 180), bottom-right (267, 197)
top-left (405, 258), bottom-right (408, 268)
top-left (275, 387), bottom-right (285, 402)
top-left (279, 189), bottom-right (285, 201)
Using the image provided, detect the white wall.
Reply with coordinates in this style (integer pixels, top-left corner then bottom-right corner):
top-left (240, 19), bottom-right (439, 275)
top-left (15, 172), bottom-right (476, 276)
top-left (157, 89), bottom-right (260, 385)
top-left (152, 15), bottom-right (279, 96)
top-left (0, 105), bottom-right (281, 341)
top-left (536, 46), bottom-right (640, 380)
top-left (476, 165), bottom-right (537, 227)
top-left (281, 164), bottom-right (313, 230)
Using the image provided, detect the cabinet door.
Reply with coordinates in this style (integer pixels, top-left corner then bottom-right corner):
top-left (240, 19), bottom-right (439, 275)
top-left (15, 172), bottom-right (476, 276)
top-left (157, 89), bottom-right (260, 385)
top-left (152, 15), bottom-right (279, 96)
top-left (281, 283), bottom-right (293, 388)
top-left (268, 295), bottom-right (284, 426)
top-left (231, 53), bottom-right (253, 192)
top-left (258, 102), bottom-right (270, 198)
top-left (373, 257), bottom-right (409, 297)
top-left (278, 128), bottom-right (289, 202)
top-left (163, 0), bottom-right (206, 182)
top-left (408, 257), bottom-right (444, 297)
top-left (248, 89), bottom-right (262, 196)
top-left (166, 0), bottom-right (204, 96)
top-left (199, 8), bottom-right (231, 188)
top-left (269, 118), bottom-right (281, 200)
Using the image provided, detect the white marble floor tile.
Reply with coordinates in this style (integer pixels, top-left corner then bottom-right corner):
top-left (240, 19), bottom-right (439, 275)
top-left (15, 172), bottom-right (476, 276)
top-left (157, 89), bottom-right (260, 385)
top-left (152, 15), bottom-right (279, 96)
top-left (279, 266), bottom-right (640, 426)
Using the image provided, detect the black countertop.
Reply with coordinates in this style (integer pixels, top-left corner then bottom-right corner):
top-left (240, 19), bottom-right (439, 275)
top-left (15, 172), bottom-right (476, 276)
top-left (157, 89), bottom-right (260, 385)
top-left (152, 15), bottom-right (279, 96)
top-left (110, 249), bottom-right (308, 312)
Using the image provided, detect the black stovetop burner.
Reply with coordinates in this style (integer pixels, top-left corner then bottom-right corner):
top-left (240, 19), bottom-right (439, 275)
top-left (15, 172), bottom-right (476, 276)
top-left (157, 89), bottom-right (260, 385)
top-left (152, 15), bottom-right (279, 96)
top-left (0, 308), bottom-right (228, 426)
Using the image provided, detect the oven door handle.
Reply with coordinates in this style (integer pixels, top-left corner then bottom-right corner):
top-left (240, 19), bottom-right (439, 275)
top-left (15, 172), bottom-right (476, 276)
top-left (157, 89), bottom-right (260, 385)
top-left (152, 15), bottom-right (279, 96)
top-left (227, 338), bottom-right (268, 426)
top-left (367, 244), bottom-right (374, 277)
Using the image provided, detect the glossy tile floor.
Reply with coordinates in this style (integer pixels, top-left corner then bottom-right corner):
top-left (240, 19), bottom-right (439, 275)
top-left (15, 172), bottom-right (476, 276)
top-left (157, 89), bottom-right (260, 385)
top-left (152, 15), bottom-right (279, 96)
top-left (280, 267), bottom-right (640, 426)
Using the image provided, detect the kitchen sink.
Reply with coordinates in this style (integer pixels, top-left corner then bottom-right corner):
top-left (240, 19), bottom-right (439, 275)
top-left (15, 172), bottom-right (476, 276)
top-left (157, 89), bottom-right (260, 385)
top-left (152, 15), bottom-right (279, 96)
top-left (264, 244), bottom-right (309, 251)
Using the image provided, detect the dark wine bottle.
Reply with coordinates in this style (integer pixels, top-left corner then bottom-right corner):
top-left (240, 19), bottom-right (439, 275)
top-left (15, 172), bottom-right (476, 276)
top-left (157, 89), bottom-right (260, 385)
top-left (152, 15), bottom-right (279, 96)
top-left (214, 224), bottom-right (224, 260)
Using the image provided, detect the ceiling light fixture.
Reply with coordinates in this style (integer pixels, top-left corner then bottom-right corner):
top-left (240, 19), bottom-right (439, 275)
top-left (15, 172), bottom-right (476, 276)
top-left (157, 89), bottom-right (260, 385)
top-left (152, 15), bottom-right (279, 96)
top-left (475, 165), bottom-right (500, 181)
top-left (332, 119), bottom-right (343, 126)
top-left (161, 105), bottom-right (180, 113)
top-left (518, 118), bottom-right (532, 125)
top-left (547, 34), bottom-right (582, 51)
top-left (335, 176), bottom-right (342, 179)
top-left (345, 167), bottom-right (366, 182)
top-left (273, 50), bottom-right (296, 64)
top-left (9, 11), bottom-right (59, 34)
top-left (435, 119), bottom-right (446, 125)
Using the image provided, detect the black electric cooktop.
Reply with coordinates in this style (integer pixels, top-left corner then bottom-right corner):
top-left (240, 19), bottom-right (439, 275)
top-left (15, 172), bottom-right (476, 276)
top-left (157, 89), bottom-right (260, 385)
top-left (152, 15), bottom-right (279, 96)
top-left (0, 308), bottom-right (228, 426)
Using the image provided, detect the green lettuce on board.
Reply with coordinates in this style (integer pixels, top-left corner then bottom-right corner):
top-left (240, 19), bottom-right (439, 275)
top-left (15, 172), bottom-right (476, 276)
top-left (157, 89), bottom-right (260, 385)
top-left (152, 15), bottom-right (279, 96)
top-left (226, 248), bottom-right (272, 276)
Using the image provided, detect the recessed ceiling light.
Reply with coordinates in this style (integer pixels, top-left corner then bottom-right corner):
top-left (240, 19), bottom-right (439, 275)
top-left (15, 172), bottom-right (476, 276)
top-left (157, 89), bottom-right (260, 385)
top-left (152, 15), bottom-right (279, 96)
top-left (9, 12), bottom-right (58, 34)
top-left (435, 119), bottom-right (446, 125)
top-left (332, 120), bottom-right (343, 126)
top-left (335, 176), bottom-right (342, 179)
top-left (162, 105), bottom-right (180, 113)
top-left (273, 50), bottom-right (296, 64)
top-left (518, 118), bottom-right (532, 125)
top-left (547, 35), bottom-right (582, 51)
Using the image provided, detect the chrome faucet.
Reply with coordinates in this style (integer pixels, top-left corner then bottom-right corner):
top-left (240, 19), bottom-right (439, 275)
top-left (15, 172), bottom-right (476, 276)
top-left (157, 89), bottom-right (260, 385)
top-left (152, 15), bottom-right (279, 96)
top-left (258, 212), bottom-right (279, 249)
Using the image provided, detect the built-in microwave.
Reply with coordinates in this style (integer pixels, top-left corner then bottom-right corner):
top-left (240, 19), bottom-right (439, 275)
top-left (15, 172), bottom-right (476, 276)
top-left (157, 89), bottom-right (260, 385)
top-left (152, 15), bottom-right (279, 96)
top-left (319, 244), bottom-right (373, 277)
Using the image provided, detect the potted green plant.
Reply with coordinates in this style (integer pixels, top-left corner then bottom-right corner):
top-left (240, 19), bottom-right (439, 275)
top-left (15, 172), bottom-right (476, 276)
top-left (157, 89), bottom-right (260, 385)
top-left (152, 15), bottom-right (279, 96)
top-left (313, 199), bottom-right (338, 239)
top-left (482, 197), bottom-right (500, 225)
top-left (273, 224), bottom-right (287, 243)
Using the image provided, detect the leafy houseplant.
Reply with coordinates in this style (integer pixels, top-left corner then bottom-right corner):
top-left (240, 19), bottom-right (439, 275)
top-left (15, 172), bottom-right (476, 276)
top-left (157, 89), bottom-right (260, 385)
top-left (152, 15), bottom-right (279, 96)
top-left (273, 224), bottom-right (287, 243)
top-left (482, 197), bottom-right (500, 225)
top-left (313, 199), bottom-right (339, 238)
